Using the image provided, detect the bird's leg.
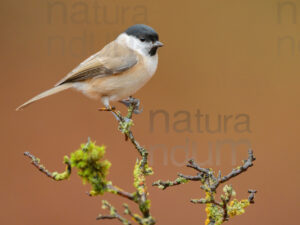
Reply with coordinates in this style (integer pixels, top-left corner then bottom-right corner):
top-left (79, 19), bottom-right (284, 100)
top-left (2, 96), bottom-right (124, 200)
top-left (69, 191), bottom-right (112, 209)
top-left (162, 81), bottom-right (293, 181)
top-left (99, 96), bottom-right (115, 112)
top-left (98, 97), bottom-right (120, 120)
top-left (98, 106), bottom-right (122, 122)
top-left (119, 96), bottom-right (143, 114)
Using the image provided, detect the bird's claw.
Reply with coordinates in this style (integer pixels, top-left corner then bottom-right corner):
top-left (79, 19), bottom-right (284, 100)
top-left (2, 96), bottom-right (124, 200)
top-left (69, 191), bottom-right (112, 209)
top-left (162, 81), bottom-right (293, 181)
top-left (98, 106), bottom-right (116, 112)
top-left (98, 106), bottom-right (122, 121)
top-left (119, 97), bottom-right (143, 114)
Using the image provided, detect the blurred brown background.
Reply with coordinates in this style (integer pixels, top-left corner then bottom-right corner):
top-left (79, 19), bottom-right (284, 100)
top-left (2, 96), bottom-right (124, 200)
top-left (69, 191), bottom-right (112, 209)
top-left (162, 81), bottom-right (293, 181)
top-left (1, 0), bottom-right (299, 224)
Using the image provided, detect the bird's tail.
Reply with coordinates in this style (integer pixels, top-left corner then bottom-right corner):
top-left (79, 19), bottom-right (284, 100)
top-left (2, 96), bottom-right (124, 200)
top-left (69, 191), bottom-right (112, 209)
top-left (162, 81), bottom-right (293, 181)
top-left (16, 84), bottom-right (72, 111)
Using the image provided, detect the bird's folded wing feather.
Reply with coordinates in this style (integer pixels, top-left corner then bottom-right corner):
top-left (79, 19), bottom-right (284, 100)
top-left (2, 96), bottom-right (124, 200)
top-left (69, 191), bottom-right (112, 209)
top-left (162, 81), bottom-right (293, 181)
top-left (55, 42), bottom-right (138, 86)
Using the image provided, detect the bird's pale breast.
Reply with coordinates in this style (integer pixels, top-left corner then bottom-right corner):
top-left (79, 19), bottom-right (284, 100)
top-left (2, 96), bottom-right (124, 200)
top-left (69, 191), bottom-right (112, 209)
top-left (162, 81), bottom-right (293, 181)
top-left (73, 53), bottom-right (158, 102)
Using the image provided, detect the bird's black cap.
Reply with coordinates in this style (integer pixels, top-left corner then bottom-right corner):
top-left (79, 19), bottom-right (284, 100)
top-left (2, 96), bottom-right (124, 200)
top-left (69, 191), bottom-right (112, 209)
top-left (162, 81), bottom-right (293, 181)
top-left (125, 24), bottom-right (159, 42)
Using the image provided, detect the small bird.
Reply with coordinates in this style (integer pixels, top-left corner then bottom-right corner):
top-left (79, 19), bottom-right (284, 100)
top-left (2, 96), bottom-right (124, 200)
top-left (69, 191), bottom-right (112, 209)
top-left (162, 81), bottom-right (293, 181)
top-left (16, 24), bottom-right (163, 111)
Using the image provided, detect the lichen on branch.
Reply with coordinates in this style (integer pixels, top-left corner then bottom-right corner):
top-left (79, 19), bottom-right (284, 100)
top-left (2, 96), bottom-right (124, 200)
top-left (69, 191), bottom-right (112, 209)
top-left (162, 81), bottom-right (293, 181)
top-left (153, 149), bottom-right (257, 225)
top-left (24, 97), bottom-right (257, 225)
top-left (24, 151), bottom-right (71, 181)
top-left (97, 200), bottom-right (132, 225)
top-left (24, 97), bottom-right (155, 225)
top-left (70, 139), bottom-right (111, 195)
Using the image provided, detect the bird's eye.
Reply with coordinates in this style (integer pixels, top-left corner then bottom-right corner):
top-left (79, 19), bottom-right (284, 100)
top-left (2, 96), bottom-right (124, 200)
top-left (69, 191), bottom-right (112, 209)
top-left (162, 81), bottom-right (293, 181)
top-left (140, 38), bottom-right (146, 42)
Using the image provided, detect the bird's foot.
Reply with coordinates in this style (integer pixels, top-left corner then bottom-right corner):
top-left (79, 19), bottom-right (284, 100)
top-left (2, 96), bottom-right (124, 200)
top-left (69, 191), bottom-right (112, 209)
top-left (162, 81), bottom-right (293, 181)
top-left (119, 96), bottom-right (143, 114)
top-left (98, 106), bottom-right (122, 121)
top-left (98, 106), bottom-right (116, 112)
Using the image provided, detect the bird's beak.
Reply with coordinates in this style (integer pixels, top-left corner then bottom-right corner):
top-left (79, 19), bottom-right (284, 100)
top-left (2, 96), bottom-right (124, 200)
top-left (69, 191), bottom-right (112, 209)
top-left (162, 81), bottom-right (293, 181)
top-left (154, 41), bottom-right (164, 48)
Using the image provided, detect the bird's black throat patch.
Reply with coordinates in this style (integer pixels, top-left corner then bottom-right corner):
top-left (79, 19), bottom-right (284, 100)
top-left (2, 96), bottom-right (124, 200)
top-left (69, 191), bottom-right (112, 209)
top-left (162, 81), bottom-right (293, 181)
top-left (149, 46), bottom-right (158, 56)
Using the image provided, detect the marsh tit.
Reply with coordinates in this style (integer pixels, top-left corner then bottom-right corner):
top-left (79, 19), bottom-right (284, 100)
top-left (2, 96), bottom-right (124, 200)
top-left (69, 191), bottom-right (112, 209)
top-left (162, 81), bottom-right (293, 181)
top-left (16, 24), bottom-right (163, 111)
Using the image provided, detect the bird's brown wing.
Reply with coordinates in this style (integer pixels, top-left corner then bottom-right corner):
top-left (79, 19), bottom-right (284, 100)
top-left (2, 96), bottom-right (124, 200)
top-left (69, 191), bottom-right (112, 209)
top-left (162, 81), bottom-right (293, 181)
top-left (55, 41), bottom-right (138, 86)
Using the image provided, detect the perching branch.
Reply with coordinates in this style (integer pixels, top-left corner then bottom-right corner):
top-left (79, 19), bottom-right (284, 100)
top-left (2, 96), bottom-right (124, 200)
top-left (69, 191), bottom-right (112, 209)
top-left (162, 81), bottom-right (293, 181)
top-left (107, 97), bottom-right (149, 170)
top-left (103, 97), bottom-right (154, 223)
top-left (153, 149), bottom-right (257, 225)
top-left (24, 96), bottom-right (257, 225)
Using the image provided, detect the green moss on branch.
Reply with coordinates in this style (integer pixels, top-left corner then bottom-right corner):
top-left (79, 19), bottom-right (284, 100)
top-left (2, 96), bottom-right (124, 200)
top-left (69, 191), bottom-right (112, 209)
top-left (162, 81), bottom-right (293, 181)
top-left (25, 97), bottom-right (155, 225)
